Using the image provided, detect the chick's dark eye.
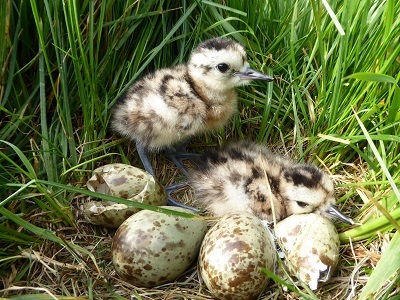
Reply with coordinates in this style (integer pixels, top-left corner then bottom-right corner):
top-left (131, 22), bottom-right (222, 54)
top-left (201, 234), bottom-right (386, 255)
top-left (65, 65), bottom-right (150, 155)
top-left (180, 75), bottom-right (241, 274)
top-left (216, 63), bottom-right (229, 73)
top-left (296, 201), bottom-right (309, 208)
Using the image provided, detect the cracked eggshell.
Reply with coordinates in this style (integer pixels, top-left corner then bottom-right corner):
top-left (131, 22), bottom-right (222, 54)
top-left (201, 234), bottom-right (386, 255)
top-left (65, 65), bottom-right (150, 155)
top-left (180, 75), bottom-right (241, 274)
top-left (199, 212), bottom-right (276, 300)
top-left (112, 206), bottom-right (207, 288)
top-left (275, 213), bottom-right (340, 290)
top-left (83, 163), bottom-right (167, 227)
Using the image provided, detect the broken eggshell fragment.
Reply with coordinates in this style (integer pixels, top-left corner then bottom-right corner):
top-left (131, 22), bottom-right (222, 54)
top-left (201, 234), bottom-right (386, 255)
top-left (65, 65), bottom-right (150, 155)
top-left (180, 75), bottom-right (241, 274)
top-left (83, 163), bottom-right (167, 227)
top-left (275, 213), bottom-right (340, 290)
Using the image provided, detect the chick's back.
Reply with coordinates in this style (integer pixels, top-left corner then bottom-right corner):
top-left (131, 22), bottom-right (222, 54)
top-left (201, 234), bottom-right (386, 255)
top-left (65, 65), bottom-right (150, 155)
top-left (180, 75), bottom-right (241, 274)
top-left (112, 62), bottom-right (239, 151)
top-left (112, 65), bottom-right (209, 150)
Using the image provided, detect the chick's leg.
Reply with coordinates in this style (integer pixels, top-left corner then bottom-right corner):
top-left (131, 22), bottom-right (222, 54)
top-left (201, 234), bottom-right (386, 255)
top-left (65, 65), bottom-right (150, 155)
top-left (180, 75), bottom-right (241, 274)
top-left (136, 141), bottom-right (156, 177)
top-left (136, 142), bottom-right (199, 212)
top-left (164, 142), bottom-right (201, 177)
top-left (165, 182), bottom-right (200, 213)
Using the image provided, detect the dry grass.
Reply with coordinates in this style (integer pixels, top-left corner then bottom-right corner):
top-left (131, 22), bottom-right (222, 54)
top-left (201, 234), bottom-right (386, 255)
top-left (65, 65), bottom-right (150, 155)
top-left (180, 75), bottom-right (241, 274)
top-left (0, 219), bottom-right (383, 300)
top-left (0, 153), bottom-right (392, 300)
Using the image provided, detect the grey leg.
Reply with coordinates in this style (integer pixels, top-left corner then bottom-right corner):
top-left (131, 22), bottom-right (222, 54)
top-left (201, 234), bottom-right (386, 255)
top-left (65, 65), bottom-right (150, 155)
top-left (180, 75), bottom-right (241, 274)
top-left (164, 144), bottom-right (201, 177)
top-left (136, 141), bottom-right (156, 177)
top-left (136, 142), bottom-right (199, 212)
top-left (165, 182), bottom-right (200, 213)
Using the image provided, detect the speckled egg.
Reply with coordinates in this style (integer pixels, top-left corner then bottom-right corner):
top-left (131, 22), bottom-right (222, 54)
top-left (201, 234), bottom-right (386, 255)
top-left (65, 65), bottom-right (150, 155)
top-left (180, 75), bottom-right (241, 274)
top-left (275, 213), bottom-right (340, 290)
top-left (199, 212), bottom-right (276, 300)
top-left (112, 206), bottom-right (207, 287)
top-left (83, 163), bottom-right (167, 227)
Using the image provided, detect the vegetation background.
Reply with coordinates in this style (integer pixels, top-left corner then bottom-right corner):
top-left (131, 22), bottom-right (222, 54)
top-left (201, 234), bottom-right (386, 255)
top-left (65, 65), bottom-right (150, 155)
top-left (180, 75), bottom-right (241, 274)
top-left (0, 0), bottom-right (399, 299)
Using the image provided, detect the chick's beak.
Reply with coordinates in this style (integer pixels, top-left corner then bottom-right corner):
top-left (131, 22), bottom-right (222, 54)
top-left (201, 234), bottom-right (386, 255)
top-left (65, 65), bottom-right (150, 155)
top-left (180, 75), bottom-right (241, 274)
top-left (235, 67), bottom-right (273, 81)
top-left (324, 205), bottom-right (354, 225)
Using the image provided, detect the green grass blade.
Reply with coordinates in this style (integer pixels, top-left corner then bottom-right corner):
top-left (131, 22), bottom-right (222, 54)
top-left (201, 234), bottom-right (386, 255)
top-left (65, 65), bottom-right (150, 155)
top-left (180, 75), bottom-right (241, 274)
top-left (321, 0), bottom-right (345, 35)
top-left (344, 72), bottom-right (398, 84)
top-left (339, 206), bottom-right (400, 243)
top-left (359, 231), bottom-right (400, 300)
top-left (0, 140), bottom-right (37, 179)
top-left (24, 179), bottom-right (199, 219)
top-left (114, 2), bottom-right (198, 99)
top-left (38, 45), bottom-right (56, 182)
top-left (353, 108), bottom-right (400, 202)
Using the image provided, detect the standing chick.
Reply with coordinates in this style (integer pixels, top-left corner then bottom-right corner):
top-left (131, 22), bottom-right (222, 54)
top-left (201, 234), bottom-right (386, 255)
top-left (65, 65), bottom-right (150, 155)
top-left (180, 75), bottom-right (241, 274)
top-left (189, 141), bottom-right (353, 224)
top-left (111, 37), bottom-right (273, 178)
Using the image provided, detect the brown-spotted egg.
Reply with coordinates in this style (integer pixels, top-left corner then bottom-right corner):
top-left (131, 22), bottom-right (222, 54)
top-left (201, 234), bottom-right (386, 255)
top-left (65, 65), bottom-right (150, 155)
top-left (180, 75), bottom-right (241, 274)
top-left (112, 206), bottom-right (207, 287)
top-left (275, 213), bottom-right (340, 290)
top-left (199, 212), bottom-right (276, 300)
top-left (83, 163), bottom-right (167, 227)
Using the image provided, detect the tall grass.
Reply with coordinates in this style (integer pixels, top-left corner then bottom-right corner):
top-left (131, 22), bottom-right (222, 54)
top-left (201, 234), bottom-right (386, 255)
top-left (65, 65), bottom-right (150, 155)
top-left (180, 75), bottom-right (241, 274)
top-left (0, 0), bottom-right (399, 298)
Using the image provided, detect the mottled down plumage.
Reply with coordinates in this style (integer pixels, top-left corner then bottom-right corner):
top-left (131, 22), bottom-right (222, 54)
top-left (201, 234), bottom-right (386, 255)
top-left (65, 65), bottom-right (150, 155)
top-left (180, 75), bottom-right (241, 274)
top-left (112, 64), bottom-right (237, 150)
top-left (189, 141), bottom-right (353, 224)
top-left (111, 37), bottom-right (272, 178)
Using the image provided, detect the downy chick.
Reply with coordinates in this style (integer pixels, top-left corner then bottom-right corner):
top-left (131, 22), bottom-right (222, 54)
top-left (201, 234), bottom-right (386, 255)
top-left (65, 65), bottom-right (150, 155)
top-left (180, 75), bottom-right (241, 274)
top-left (111, 37), bottom-right (273, 178)
top-left (189, 140), bottom-right (353, 224)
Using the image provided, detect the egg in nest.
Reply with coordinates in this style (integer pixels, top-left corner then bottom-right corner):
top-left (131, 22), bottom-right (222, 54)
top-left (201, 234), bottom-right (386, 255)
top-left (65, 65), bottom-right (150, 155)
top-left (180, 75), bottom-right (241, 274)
top-left (199, 212), bottom-right (276, 300)
top-left (112, 206), bottom-right (207, 287)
